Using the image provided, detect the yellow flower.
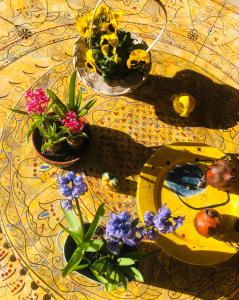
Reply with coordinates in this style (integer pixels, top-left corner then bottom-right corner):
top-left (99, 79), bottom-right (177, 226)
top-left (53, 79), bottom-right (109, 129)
top-left (95, 5), bottom-right (111, 22)
top-left (85, 49), bottom-right (96, 72)
top-left (113, 53), bottom-right (121, 64)
top-left (100, 33), bottom-right (119, 56)
top-left (76, 15), bottom-right (91, 38)
top-left (86, 49), bottom-right (95, 63)
top-left (126, 49), bottom-right (150, 69)
top-left (101, 18), bottom-right (118, 33)
top-left (85, 61), bottom-right (96, 72)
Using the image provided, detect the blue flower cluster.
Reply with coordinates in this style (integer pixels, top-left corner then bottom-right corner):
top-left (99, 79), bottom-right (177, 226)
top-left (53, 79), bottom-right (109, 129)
top-left (106, 212), bottom-right (143, 255)
top-left (58, 171), bottom-right (88, 211)
top-left (144, 204), bottom-right (185, 234)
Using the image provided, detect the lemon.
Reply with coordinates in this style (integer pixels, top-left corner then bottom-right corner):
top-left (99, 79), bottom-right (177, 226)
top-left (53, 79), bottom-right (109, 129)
top-left (172, 94), bottom-right (196, 117)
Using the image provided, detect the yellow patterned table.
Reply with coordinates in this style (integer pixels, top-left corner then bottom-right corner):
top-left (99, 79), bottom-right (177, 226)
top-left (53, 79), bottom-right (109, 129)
top-left (0, 1), bottom-right (239, 299)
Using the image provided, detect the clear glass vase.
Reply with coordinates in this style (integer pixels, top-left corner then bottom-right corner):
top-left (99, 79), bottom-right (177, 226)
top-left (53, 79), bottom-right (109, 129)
top-left (73, 0), bottom-right (167, 96)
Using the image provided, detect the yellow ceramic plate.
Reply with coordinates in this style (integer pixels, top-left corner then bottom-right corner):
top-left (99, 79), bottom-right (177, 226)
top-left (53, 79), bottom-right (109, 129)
top-left (137, 143), bottom-right (239, 265)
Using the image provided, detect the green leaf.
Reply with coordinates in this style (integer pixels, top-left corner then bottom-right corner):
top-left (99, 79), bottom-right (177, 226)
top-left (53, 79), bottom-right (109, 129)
top-left (74, 263), bottom-right (89, 271)
top-left (46, 89), bottom-right (67, 113)
top-left (10, 108), bottom-right (29, 115)
top-left (131, 218), bottom-right (139, 227)
top-left (85, 203), bottom-right (105, 240)
top-left (53, 105), bottom-right (65, 118)
top-left (117, 257), bottom-right (135, 266)
top-left (62, 208), bottom-right (84, 243)
top-left (91, 256), bottom-right (108, 273)
top-left (78, 108), bottom-right (88, 117)
top-left (117, 269), bottom-right (128, 290)
top-left (77, 242), bottom-right (90, 249)
top-left (122, 251), bottom-right (152, 261)
top-left (59, 224), bottom-right (82, 245)
top-left (41, 141), bottom-right (52, 152)
top-left (69, 71), bottom-right (76, 110)
top-left (123, 266), bottom-right (144, 282)
top-left (86, 239), bottom-right (104, 252)
top-left (91, 269), bottom-right (108, 284)
top-left (83, 99), bottom-right (96, 110)
top-left (105, 282), bottom-right (114, 292)
top-left (75, 89), bottom-right (82, 110)
top-left (26, 120), bottom-right (41, 141)
top-left (62, 247), bottom-right (84, 277)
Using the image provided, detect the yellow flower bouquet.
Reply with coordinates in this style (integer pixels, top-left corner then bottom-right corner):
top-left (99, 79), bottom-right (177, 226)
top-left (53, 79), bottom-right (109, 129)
top-left (73, 3), bottom-right (153, 95)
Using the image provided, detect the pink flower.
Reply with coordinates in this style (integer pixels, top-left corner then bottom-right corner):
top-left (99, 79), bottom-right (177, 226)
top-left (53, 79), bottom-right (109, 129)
top-left (25, 88), bottom-right (49, 114)
top-left (62, 111), bottom-right (85, 134)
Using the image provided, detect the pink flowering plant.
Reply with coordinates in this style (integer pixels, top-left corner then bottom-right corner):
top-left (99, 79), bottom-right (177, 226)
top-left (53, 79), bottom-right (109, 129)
top-left (11, 71), bottom-right (96, 153)
top-left (59, 171), bottom-right (185, 292)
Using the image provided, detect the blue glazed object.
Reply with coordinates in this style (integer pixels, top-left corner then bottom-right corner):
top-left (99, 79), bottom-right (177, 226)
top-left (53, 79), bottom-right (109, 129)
top-left (166, 163), bottom-right (204, 197)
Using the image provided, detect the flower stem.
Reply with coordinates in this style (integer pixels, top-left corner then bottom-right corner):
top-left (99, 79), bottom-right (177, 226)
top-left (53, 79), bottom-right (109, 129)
top-left (75, 197), bottom-right (85, 238)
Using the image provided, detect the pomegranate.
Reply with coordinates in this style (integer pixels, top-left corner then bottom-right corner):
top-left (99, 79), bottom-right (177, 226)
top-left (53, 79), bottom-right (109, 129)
top-left (194, 208), bottom-right (222, 237)
top-left (204, 159), bottom-right (236, 191)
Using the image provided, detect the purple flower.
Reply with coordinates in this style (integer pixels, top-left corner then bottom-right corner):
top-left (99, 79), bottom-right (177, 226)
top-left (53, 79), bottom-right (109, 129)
top-left (106, 240), bottom-right (120, 255)
top-left (144, 211), bottom-right (155, 226)
top-left (61, 199), bottom-right (73, 211)
top-left (173, 216), bottom-right (185, 229)
top-left (142, 228), bottom-right (159, 240)
top-left (106, 212), bottom-right (139, 247)
top-left (151, 204), bottom-right (184, 234)
top-left (58, 172), bottom-right (87, 200)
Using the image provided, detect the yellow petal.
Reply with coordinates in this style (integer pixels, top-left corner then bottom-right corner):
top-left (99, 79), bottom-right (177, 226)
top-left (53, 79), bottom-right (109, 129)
top-left (86, 49), bottom-right (95, 64)
top-left (101, 44), bottom-right (109, 56)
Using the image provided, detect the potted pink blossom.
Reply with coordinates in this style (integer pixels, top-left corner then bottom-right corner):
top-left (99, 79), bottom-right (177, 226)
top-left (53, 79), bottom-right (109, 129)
top-left (11, 71), bottom-right (96, 168)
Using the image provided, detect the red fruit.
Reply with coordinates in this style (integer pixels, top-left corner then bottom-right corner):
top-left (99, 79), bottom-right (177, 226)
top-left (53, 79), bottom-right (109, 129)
top-left (194, 208), bottom-right (222, 237)
top-left (205, 159), bottom-right (236, 191)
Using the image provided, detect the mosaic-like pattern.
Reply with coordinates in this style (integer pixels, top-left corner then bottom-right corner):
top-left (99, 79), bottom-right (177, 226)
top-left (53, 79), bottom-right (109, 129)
top-left (0, 0), bottom-right (239, 299)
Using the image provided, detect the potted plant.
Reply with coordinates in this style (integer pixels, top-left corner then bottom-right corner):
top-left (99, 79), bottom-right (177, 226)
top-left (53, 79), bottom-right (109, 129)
top-left (73, 2), bottom-right (156, 95)
top-left (11, 71), bottom-right (96, 168)
top-left (59, 171), bottom-right (185, 291)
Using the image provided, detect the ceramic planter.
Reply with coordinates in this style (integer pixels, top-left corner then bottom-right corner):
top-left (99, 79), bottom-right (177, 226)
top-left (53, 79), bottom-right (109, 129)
top-left (63, 231), bottom-right (138, 285)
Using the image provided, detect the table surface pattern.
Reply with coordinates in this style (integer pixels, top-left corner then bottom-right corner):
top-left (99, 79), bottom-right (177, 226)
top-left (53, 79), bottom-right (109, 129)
top-left (0, 0), bottom-right (239, 299)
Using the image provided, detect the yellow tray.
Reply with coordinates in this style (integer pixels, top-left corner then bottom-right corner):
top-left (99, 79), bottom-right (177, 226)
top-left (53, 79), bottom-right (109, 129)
top-left (137, 143), bottom-right (239, 265)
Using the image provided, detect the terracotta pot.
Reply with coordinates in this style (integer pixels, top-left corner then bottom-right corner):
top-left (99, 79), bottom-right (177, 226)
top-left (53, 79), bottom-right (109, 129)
top-left (32, 124), bottom-right (91, 169)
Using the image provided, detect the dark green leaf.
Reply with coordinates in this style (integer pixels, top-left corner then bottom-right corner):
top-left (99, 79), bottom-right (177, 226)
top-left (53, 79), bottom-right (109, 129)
top-left (122, 251), bottom-right (152, 261)
top-left (92, 256), bottom-right (108, 273)
top-left (10, 108), bottom-right (28, 115)
top-left (75, 89), bottom-right (82, 110)
top-left (46, 89), bottom-right (67, 113)
top-left (85, 203), bottom-right (105, 240)
top-left (78, 108), bottom-right (88, 117)
top-left (69, 71), bottom-right (76, 110)
top-left (131, 218), bottom-right (139, 227)
top-left (117, 257), bottom-right (135, 266)
top-left (83, 99), bottom-right (96, 110)
top-left (62, 247), bottom-right (84, 277)
top-left (53, 105), bottom-right (65, 118)
top-left (117, 268), bottom-right (128, 290)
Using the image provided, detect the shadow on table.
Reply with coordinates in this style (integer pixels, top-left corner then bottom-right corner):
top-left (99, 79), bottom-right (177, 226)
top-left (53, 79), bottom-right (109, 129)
top-left (129, 69), bottom-right (239, 129)
top-left (140, 236), bottom-right (239, 300)
top-left (73, 125), bottom-right (158, 195)
top-left (214, 214), bottom-right (239, 249)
